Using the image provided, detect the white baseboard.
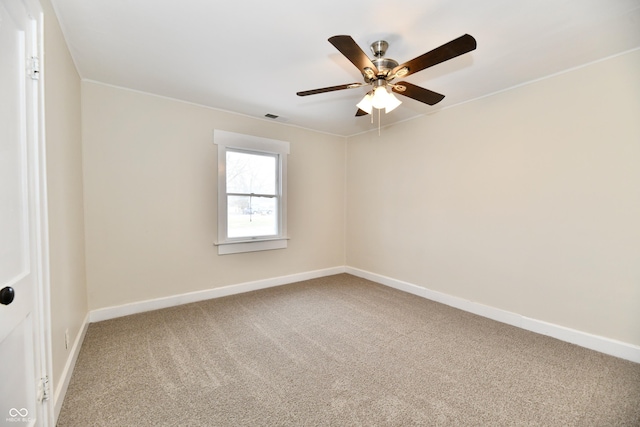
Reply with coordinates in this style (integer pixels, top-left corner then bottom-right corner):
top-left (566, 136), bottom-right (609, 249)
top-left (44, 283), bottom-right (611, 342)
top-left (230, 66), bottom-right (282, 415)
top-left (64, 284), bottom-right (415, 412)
top-left (89, 266), bottom-right (346, 323)
top-left (346, 266), bottom-right (640, 364)
top-left (54, 312), bottom-right (90, 422)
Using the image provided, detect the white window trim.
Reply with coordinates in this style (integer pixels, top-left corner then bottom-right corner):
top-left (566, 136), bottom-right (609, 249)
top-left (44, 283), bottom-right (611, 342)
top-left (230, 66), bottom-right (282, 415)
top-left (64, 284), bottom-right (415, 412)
top-left (213, 130), bottom-right (289, 255)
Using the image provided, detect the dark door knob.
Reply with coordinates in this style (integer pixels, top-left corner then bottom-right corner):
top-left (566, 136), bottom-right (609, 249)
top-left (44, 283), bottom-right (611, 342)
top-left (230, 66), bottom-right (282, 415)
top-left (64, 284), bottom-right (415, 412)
top-left (0, 287), bottom-right (15, 305)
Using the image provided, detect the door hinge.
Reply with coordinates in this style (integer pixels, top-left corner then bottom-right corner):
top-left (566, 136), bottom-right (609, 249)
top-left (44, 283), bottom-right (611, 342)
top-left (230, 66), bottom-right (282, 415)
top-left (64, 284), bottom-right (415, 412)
top-left (37, 376), bottom-right (50, 402)
top-left (28, 56), bottom-right (40, 80)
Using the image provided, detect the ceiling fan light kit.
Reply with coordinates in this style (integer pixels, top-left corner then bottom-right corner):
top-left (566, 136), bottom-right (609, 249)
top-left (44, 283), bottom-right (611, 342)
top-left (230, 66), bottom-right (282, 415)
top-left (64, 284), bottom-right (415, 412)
top-left (297, 33), bottom-right (477, 130)
top-left (357, 79), bottom-right (403, 114)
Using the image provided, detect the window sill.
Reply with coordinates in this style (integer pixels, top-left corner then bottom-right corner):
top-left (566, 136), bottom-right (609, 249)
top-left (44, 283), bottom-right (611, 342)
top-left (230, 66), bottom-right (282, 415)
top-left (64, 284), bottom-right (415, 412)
top-left (214, 237), bottom-right (289, 255)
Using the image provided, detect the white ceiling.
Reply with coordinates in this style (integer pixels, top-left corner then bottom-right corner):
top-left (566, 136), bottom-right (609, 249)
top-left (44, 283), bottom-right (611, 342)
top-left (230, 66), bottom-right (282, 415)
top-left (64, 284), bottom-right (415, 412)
top-left (50, 0), bottom-right (640, 137)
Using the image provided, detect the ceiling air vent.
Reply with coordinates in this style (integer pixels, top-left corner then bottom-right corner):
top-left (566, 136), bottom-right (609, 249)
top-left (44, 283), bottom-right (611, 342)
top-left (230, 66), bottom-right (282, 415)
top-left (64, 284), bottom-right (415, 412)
top-left (264, 113), bottom-right (279, 119)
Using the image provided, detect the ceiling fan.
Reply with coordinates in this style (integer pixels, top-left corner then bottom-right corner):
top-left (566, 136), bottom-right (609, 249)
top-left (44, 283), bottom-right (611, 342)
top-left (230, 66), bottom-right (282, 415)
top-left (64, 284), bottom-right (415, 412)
top-left (297, 34), bottom-right (477, 116)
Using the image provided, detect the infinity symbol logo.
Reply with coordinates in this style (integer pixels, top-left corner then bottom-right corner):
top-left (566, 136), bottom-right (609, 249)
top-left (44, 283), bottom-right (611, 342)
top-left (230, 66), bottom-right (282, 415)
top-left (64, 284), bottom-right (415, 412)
top-left (9, 408), bottom-right (28, 417)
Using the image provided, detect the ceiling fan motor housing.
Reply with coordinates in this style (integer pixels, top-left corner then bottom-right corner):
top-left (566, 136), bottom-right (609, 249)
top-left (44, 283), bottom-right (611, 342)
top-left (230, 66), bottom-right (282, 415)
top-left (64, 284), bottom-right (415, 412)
top-left (369, 40), bottom-right (399, 79)
top-left (373, 57), bottom-right (399, 77)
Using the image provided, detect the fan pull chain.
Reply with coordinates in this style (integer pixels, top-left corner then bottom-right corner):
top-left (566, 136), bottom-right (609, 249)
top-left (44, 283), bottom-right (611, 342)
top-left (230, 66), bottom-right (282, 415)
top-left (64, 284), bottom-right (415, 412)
top-left (378, 109), bottom-right (381, 136)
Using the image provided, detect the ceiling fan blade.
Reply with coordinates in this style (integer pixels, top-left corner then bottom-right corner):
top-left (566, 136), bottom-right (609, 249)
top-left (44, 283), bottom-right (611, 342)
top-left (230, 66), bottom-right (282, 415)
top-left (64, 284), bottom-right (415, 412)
top-left (392, 82), bottom-right (445, 105)
top-left (297, 83), bottom-right (363, 97)
top-left (391, 34), bottom-right (476, 78)
top-left (355, 108), bottom-right (369, 116)
top-left (329, 35), bottom-right (379, 78)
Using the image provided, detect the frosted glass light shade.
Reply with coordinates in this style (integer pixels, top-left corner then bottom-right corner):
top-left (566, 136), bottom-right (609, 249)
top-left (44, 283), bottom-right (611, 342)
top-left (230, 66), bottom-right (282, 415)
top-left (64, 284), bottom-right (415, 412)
top-left (371, 87), bottom-right (390, 109)
top-left (356, 93), bottom-right (373, 114)
top-left (385, 91), bottom-right (402, 113)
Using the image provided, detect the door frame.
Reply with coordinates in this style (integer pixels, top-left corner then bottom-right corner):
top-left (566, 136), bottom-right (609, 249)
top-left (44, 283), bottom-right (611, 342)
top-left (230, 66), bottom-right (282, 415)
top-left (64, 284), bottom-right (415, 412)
top-left (22, 0), bottom-right (54, 424)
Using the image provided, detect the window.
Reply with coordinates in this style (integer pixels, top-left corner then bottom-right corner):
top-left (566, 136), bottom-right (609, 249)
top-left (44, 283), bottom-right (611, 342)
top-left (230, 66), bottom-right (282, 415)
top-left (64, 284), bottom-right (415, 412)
top-left (214, 130), bottom-right (289, 254)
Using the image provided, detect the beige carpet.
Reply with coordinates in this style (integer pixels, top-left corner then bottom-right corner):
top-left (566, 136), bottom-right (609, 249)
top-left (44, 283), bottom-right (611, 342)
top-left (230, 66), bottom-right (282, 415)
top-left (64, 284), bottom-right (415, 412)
top-left (57, 274), bottom-right (640, 426)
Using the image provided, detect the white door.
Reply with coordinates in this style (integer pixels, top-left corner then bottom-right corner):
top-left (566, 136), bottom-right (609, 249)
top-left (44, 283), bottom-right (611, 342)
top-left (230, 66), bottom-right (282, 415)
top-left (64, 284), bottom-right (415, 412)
top-left (0, 0), bottom-right (49, 426)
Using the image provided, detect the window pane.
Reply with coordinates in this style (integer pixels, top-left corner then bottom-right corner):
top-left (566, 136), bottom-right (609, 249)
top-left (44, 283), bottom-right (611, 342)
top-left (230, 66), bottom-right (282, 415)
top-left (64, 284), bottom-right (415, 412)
top-left (226, 151), bottom-right (276, 195)
top-left (227, 195), bottom-right (277, 238)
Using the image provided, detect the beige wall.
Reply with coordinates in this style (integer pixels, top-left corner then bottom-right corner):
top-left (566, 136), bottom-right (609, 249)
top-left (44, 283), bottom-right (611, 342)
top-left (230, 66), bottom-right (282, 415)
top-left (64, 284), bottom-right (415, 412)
top-left (81, 82), bottom-right (346, 310)
top-left (346, 50), bottom-right (640, 346)
top-left (41, 0), bottom-right (88, 393)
